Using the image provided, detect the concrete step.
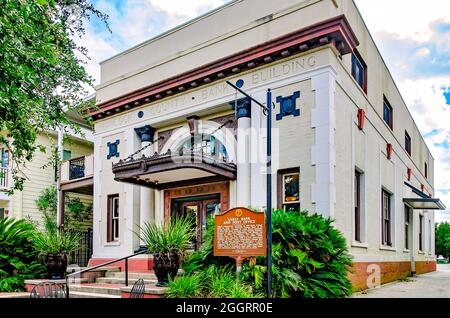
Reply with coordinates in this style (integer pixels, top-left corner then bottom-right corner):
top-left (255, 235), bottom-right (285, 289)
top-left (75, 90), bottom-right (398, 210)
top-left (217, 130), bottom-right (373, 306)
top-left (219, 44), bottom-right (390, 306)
top-left (68, 284), bottom-right (122, 296)
top-left (105, 272), bottom-right (157, 280)
top-left (96, 277), bottom-right (157, 285)
top-left (68, 291), bottom-right (121, 299)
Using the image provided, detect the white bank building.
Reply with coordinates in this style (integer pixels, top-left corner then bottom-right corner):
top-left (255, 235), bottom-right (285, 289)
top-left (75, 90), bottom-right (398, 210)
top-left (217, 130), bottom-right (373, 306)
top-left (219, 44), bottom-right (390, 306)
top-left (85, 0), bottom-right (445, 291)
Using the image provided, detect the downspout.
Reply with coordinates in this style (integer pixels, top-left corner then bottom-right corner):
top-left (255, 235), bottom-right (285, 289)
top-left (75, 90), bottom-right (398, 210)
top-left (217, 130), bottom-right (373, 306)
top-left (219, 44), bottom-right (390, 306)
top-left (410, 206), bottom-right (416, 276)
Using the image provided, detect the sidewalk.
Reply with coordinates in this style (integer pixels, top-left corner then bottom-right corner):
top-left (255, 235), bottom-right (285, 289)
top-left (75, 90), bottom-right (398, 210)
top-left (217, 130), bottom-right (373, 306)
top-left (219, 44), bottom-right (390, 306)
top-left (352, 264), bottom-right (450, 298)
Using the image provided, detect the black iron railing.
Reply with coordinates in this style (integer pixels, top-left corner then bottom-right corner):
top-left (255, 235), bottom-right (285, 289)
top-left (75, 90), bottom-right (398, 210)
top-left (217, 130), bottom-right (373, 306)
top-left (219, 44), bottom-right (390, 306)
top-left (65, 249), bottom-right (148, 298)
top-left (69, 157), bottom-right (85, 180)
top-left (68, 228), bottom-right (93, 267)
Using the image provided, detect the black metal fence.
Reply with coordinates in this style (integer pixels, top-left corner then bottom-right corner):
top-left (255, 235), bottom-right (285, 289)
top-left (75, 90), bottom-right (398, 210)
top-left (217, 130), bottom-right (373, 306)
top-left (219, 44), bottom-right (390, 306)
top-left (69, 157), bottom-right (85, 180)
top-left (69, 228), bottom-right (93, 267)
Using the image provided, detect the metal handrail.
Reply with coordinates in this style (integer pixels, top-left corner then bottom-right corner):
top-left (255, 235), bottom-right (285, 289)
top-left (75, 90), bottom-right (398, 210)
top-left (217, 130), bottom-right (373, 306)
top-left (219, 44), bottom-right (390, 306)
top-left (65, 249), bottom-right (148, 298)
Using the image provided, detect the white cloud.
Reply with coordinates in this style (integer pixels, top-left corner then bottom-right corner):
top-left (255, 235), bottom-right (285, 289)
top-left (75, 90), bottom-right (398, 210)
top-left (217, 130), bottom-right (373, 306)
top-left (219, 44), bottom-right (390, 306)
top-left (354, 0), bottom-right (450, 42)
top-left (148, 0), bottom-right (226, 18)
top-left (355, 0), bottom-right (450, 222)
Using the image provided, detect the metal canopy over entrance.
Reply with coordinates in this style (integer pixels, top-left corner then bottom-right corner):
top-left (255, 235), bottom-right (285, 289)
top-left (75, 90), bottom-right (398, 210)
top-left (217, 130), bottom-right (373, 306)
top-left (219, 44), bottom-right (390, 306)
top-left (403, 182), bottom-right (446, 210)
top-left (403, 198), bottom-right (446, 210)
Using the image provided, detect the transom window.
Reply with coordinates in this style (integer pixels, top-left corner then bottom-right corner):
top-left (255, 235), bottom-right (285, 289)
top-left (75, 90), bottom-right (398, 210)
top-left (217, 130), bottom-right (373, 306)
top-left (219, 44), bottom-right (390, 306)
top-left (383, 98), bottom-right (393, 130)
top-left (178, 135), bottom-right (228, 162)
top-left (351, 52), bottom-right (367, 92)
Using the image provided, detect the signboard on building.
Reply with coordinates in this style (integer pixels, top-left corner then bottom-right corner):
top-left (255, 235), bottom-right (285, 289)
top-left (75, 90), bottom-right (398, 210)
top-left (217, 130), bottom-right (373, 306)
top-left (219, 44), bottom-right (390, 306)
top-left (214, 207), bottom-right (266, 260)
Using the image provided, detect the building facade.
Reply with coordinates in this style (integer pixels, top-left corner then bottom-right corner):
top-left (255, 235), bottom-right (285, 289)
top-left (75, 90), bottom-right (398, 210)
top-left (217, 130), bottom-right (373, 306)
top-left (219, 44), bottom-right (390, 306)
top-left (89, 0), bottom-right (445, 290)
top-left (0, 120), bottom-right (94, 226)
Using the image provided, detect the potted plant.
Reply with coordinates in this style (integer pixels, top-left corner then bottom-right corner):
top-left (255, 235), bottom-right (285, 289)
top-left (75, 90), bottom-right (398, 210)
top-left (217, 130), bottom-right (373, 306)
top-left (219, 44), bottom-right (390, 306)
top-left (33, 227), bottom-right (81, 279)
top-left (139, 217), bottom-right (195, 287)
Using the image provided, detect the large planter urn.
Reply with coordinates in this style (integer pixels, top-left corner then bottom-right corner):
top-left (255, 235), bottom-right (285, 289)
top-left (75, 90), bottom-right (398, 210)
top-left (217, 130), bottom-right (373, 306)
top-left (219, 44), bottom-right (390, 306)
top-left (152, 253), bottom-right (180, 287)
top-left (44, 254), bottom-right (67, 279)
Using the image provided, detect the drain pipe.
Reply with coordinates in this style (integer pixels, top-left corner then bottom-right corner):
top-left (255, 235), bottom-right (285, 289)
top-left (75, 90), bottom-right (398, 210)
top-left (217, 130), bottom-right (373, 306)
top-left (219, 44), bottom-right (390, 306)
top-left (410, 208), bottom-right (416, 277)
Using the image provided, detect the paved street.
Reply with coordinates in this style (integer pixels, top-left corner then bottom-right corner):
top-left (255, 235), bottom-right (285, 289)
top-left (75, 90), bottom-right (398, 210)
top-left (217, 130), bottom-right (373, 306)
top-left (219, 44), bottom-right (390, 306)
top-left (352, 264), bottom-right (450, 298)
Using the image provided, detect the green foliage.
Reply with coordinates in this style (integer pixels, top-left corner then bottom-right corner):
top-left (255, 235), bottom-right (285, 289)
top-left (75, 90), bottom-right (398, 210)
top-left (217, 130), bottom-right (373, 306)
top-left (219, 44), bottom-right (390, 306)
top-left (167, 265), bottom-right (262, 298)
top-left (436, 222), bottom-right (450, 258)
top-left (178, 210), bottom-right (353, 298)
top-left (166, 273), bottom-right (202, 298)
top-left (0, 0), bottom-right (108, 192)
top-left (0, 217), bottom-right (45, 292)
top-left (33, 226), bottom-right (81, 256)
top-left (35, 186), bottom-right (93, 231)
top-left (138, 216), bottom-right (196, 255)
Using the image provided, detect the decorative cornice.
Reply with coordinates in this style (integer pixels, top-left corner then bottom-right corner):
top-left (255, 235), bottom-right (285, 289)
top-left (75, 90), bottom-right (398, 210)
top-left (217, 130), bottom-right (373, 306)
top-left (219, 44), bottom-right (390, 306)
top-left (90, 15), bottom-right (359, 121)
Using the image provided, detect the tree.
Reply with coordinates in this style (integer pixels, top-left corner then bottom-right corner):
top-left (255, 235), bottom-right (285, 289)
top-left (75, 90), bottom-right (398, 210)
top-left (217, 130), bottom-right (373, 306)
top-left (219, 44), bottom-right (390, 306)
top-left (0, 0), bottom-right (108, 192)
top-left (435, 222), bottom-right (450, 258)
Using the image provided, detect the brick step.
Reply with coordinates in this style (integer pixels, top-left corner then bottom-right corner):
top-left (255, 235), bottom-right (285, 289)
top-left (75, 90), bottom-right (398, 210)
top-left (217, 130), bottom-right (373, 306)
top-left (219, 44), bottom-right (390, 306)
top-left (68, 291), bottom-right (121, 299)
top-left (96, 277), bottom-right (157, 285)
top-left (68, 284), bottom-right (122, 296)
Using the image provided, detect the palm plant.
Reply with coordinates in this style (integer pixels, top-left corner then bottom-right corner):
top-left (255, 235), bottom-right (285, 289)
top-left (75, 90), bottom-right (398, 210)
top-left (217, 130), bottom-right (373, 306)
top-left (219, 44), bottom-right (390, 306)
top-left (138, 216), bottom-right (195, 286)
top-left (33, 227), bottom-right (81, 279)
top-left (0, 217), bottom-right (45, 291)
top-left (138, 216), bottom-right (196, 255)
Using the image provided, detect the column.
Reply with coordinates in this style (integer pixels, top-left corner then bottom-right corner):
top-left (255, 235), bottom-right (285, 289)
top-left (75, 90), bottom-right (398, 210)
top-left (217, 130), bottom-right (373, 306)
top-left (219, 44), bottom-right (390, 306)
top-left (134, 125), bottom-right (156, 247)
top-left (311, 70), bottom-right (337, 218)
top-left (231, 98), bottom-right (252, 207)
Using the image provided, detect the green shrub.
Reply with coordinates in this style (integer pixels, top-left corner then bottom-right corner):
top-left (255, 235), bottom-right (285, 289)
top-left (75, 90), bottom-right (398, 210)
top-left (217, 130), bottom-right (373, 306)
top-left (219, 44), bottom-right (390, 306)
top-left (138, 216), bottom-right (196, 255)
top-left (166, 273), bottom-right (202, 298)
top-left (241, 210), bottom-right (353, 298)
top-left (0, 217), bottom-right (45, 292)
top-left (33, 227), bottom-right (81, 256)
top-left (178, 210), bottom-right (353, 298)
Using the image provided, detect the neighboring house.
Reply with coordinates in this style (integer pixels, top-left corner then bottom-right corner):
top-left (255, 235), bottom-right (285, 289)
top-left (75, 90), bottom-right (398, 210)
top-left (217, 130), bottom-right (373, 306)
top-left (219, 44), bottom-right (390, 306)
top-left (88, 0), bottom-right (445, 291)
top-left (0, 112), bottom-right (94, 227)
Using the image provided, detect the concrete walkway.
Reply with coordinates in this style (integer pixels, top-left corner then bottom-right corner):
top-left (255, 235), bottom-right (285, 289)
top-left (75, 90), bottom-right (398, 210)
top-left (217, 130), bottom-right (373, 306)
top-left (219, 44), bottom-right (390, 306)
top-left (352, 264), bottom-right (450, 298)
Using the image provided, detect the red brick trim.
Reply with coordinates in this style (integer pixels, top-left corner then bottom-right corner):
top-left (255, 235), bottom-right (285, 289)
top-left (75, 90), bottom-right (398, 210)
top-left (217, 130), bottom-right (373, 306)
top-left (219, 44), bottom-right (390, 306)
top-left (91, 15), bottom-right (359, 120)
top-left (88, 256), bottom-right (153, 271)
top-left (349, 261), bottom-right (436, 292)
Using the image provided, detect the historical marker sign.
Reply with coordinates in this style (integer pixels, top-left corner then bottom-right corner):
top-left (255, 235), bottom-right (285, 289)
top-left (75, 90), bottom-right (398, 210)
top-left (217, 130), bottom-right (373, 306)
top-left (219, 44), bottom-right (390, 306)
top-left (214, 207), bottom-right (266, 258)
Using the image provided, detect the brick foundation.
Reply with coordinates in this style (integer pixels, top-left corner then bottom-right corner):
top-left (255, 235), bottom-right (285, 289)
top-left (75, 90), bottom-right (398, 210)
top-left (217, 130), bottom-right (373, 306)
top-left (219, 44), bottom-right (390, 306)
top-left (349, 261), bottom-right (436, 292)
top-left (88, 256), bottom-right (153, 271)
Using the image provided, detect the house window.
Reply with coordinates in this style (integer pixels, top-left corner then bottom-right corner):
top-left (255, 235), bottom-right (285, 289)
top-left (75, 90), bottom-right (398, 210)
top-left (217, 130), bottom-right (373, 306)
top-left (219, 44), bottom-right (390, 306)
top-left (405, 131), bottom-right (411, 156)
top-left (404, 205), bottom-right (410, 250)
top-left (351, 51), bottom-right (367, 92)
top-left (107, 194), bottom-right (120, 242)
top-left (419, 214), bottom-right (424, 251)
top-left (1, 148), bottom-right (9, 168)
top-left (381, 189), bottom-right (392, 246)
top-left (425, 162), bottom-right (428, 179)
top-left (0, 208), bottom-right (4, 218)
top-left (383, 98), bottom-right (393, 130)
top-left (278, 169), bottom-right (300, 212)
top-left (63, 149), bottom-right (72, 161)
top-left (355, 171), bottom-right (361, 242)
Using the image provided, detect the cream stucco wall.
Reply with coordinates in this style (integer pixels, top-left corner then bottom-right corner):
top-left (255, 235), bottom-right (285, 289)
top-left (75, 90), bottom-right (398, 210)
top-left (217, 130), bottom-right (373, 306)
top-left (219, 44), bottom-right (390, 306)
top-left (92, 0), bottom-right (437, 266)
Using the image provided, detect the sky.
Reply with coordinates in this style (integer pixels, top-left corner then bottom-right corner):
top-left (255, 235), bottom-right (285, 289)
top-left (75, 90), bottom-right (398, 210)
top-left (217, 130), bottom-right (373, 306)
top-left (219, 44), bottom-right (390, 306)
top-left (81, 0), bottom-right (450, 222)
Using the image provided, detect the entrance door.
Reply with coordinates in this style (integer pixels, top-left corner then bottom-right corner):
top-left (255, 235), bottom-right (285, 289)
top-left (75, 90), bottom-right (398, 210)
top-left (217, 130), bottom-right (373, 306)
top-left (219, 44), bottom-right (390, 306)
top-left (171, 194), bottom-right (221, 250)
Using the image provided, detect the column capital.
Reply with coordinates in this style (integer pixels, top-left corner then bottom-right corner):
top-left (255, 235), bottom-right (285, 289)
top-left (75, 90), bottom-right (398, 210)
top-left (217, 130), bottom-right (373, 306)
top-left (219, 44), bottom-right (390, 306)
top-left (135, 125), bottom-right (155, 142)
top-left (230, 97), bottom-right (251, 119)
